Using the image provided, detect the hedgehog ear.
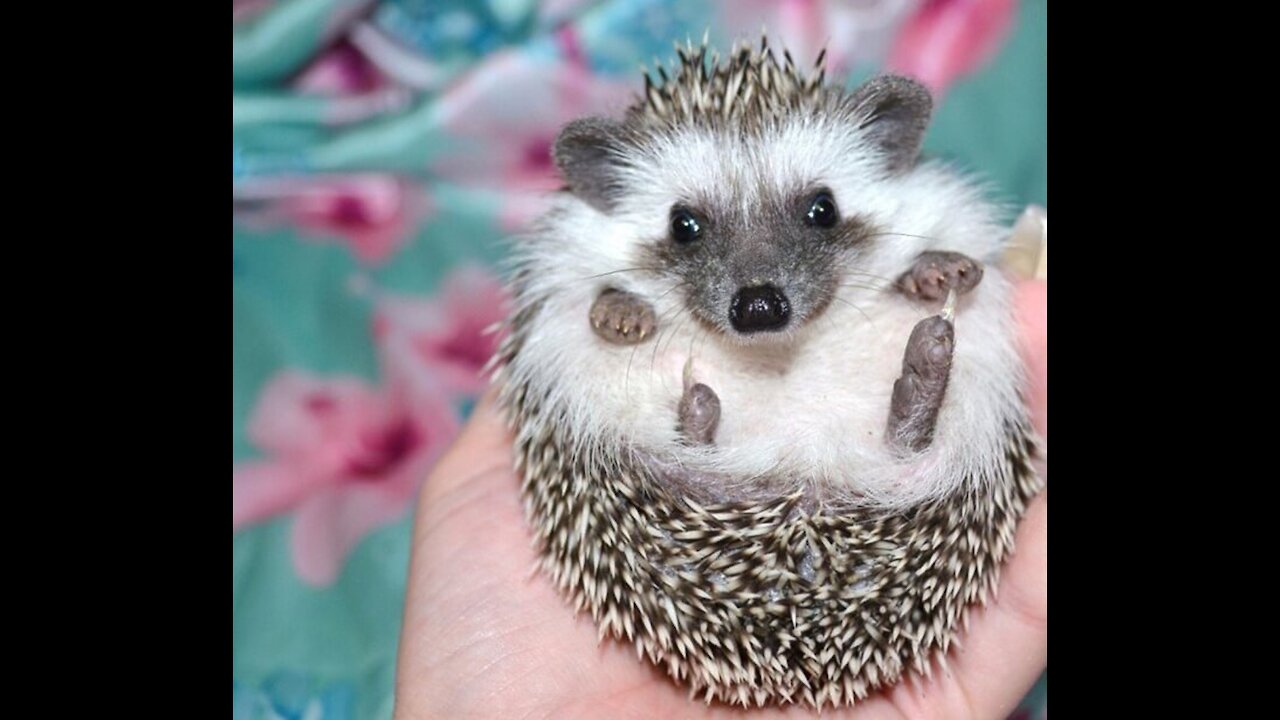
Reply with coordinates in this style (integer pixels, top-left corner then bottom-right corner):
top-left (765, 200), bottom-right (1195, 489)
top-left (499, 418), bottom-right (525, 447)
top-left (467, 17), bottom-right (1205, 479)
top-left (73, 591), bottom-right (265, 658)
top-left (846, 75), bottom-right (933, 174)
top-left (553, 117), bottom-right (629, 213)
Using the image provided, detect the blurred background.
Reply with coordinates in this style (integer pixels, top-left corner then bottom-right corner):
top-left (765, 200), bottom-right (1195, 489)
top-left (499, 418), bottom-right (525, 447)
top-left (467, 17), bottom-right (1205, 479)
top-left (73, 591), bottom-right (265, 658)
top-left (232, 1), bottom-right (1046, 717)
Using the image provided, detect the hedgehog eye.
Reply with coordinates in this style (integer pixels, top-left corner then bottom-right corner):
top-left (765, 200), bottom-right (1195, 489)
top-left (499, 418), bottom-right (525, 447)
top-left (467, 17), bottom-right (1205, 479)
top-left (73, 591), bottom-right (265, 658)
top-left (805, 192), bottom-right (838, 228)
top-left (670, 208), bottom-right (703, 244)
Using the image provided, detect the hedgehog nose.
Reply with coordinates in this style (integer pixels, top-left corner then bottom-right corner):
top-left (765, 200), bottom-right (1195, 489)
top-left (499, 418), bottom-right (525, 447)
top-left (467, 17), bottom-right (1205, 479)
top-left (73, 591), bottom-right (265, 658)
top-left (729, 284), bottom-right (791, 333)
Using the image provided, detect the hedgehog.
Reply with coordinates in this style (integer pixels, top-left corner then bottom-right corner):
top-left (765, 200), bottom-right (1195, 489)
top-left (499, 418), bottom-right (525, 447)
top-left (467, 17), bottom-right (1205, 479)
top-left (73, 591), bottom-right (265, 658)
top-left (493, 35), bottom-right (1043, 709)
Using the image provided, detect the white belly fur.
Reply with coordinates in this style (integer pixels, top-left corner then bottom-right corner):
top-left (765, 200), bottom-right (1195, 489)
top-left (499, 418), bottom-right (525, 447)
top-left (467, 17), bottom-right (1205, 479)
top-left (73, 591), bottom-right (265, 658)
top-left (512, 268), bottom-right (1023, 509)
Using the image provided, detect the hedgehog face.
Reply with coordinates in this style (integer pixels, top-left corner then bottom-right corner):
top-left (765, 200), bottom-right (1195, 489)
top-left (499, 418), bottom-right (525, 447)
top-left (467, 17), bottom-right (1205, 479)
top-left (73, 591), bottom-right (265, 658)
top-left (552, 58), bottom-right (933, 344)
top-left (637, 183), bottom-right (875, 340)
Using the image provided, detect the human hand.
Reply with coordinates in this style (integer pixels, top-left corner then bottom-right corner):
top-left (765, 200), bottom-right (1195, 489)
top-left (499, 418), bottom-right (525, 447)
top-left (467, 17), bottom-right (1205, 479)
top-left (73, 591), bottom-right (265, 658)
top-left (394, 279), bottom-right (1047, 720)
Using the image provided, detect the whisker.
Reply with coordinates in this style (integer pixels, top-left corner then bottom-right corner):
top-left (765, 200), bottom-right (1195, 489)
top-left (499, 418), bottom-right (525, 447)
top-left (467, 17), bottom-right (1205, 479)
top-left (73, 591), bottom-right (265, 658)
top-left (655, 281), bottom-right (686, 303)
top-left (661, 313), bottom-right (691, 358)
top-left (841, 268), bottom-right (897, 282)
top-left (650, 298), bottom-right (695, 384)
top-left (640, 297), bottom-right (688, 385)
top-left (838, 284), bottom-right (894, 298)
top-left (649, 312), bottom-right (679, 380)
top-left (625, 338), bottom-right (640, 397)
top-left (626, 281), bottom-right (684, 393)
top-left (692, 318), bottom-right (713, 360)
top-left (838, 281), bottom-right (892, 292)
top-left (843, 270), bottom-right (895, 281)
top-left (581, 266), bottom-right (665, 281)
top-left (833, 295), bottom-right (873, 325)
top-left (864, 231), bottom-right (942, 243)
top-left (644, 283), bottom-right (691, 382)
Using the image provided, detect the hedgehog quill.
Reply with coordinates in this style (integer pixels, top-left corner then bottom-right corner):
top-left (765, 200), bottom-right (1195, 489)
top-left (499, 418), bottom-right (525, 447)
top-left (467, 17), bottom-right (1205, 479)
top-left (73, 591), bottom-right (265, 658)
top-left (493, 35), bottom-right (1043, 709)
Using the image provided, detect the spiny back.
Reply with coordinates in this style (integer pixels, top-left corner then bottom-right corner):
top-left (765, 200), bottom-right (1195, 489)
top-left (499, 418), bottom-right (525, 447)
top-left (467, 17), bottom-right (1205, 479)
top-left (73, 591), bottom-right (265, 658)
top-left (629, 35), bottom-right (839, 131)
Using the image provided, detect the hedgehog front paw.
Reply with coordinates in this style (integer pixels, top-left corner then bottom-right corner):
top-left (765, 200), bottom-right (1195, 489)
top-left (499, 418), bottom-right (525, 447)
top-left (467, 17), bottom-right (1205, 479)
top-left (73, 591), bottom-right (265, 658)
top-left (589, 288), bottom-right (657, 345)
top-left (886, 315), bottom-right (954, 453)
top-left (898, 251), bottom-right (984, 302)
top-left (678, 382), bottom-right (720, 445)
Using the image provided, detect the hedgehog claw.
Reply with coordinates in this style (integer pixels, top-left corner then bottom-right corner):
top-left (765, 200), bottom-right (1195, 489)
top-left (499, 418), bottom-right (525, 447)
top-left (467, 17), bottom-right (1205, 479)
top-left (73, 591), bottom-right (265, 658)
top-left (898, 251), bottom-right (983, 303)
top-left (590, 288), bottom-right (657, 345)
top-left (886, 315), bottom-right (954, 453)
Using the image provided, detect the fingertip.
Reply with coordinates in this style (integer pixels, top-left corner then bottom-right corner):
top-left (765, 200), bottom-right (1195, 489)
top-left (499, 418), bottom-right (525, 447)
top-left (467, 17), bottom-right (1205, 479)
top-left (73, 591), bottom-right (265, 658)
top-left (460, 384), bottom-right (509, 444)
top-left (1013, 280), bottom-right (1047, 437)
top-left (421, 385), bottom-right (514, 501)
top-left (469, 383), bottom-right (502, 421)
top-left (1013, 280), bottom-right (1047, 351)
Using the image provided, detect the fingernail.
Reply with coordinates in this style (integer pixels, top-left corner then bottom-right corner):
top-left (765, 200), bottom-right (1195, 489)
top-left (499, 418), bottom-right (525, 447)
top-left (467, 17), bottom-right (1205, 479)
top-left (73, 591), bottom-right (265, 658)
top-left (1002, 205), bottom-right (1047, 281)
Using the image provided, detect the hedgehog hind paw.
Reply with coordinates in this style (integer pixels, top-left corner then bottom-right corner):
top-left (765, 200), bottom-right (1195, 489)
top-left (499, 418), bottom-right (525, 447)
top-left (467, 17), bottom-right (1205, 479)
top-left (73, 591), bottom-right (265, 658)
top-left (678, 382), bottom-right (720, 445)
top-left (886, 315), bottom-right (954, 453)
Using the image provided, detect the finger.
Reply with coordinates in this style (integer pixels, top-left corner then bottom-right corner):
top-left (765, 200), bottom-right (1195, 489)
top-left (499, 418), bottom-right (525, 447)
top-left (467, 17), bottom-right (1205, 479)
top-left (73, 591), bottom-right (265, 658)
top-left (1013, 279), bottom-right (1047, 437)
top-left (925, 491), bottom-right (1047, 719)
top-left (395, 397), bottom-right (535, 719)
top-left (420, 385), bottom-right (514, 503)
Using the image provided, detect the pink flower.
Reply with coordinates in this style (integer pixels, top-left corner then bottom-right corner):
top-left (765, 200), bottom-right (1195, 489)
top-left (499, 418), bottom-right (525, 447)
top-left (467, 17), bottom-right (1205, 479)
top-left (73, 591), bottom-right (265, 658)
top-left (712, 0), bottom-right (920, 78)
top-left (429, 50), bottom-right (633, 232)
top-left (295, 40), bottom-right (386, 95)
top-left (280, 175), bottom-right (427, 265)
top-left (373, 266), bottom-right (510, 398)
top-left (232, 369), bottom-right (459, 586)
top-left (887, 0), bottom-right (1017, 95)
top-left (233, 0), bottom-right (274, 23)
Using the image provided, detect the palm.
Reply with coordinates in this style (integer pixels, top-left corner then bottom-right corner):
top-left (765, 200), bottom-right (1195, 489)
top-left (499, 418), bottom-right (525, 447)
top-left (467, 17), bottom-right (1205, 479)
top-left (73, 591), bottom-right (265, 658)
top-left (395, 282), bottom-right (1046, 720)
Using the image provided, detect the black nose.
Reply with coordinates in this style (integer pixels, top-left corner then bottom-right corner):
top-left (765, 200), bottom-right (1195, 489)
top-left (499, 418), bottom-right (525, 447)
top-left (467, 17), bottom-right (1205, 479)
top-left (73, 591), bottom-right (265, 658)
top-left (729, 285), bottom-right (791, 333)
